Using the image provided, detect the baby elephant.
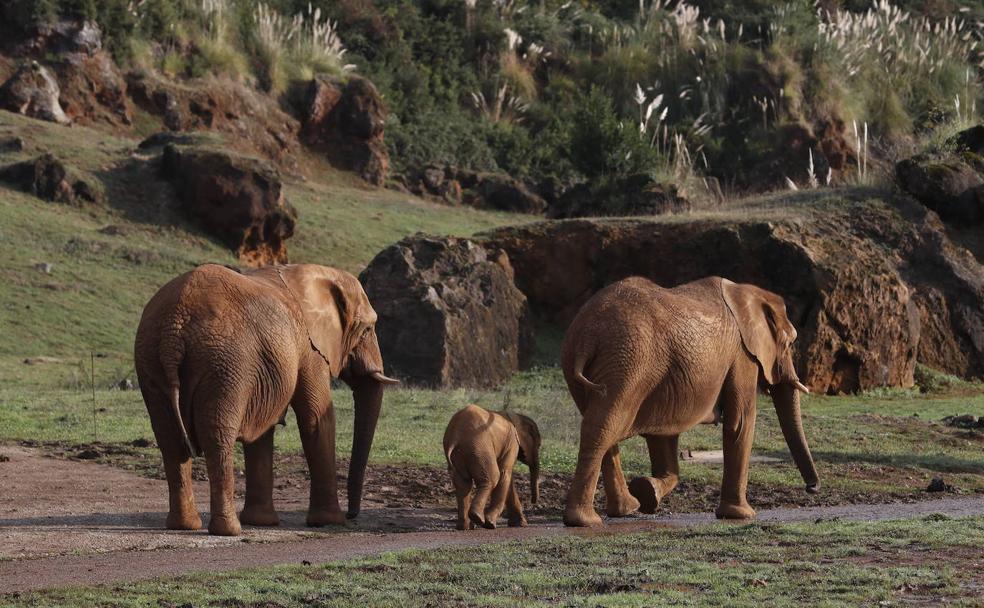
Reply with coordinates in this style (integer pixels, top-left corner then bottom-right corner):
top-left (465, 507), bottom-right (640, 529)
top-left (443, 405), bottom-right (541, 530)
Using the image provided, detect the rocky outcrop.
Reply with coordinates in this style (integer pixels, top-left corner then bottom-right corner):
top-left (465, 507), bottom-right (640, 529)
top-left (359, 235), bottom-right (534, 388)
top-left (299, 75), bottom-right (388, 185)
top-left (0, 61), bottom-right (69, 124)
top-left (0, 153), bottom-right (101, 205)
top-left (484, 194), bottom-right (984, 394)
top-left (129, 73), bottom-right (299, 165)
top-left (897, 124), bottom-right (984, 225)
top-left (161, 145), bottom-right (297, 267)
top-left (0, 20), bottom-right (132, 127)
top-left (547, 174), bottom-right (690, 219)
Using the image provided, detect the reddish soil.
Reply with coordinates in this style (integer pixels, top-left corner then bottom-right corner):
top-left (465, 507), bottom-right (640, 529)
top-left (1, 445), bottom-right (982, 594)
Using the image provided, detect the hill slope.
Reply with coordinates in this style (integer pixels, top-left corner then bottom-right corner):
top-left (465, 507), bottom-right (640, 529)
top-left (0, 110), bottom-right (522, 384)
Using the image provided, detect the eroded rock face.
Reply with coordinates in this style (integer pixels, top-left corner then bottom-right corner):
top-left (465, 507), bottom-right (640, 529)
top-left (299, 75), bottom-right (388, 185)
top-left (359, 235), bottom-right (534, 388)
top-left (129, 73), bottom-right (299, 165)
top-left (0, 61), bottom-right (69, 124)
top-left (484, 195), bottom-right (984, 393)
top-left (53, 48), bottom-right (132, 127)
top-left (161, 145), bottom-right (297, 267)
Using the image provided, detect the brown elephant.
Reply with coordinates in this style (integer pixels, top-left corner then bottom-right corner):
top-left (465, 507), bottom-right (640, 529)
top-left (134, 263), bottom-right (398, 536)
top-left (443, 405), bottom-right (541, 530)
top-left (561, 276), bottom-right (819, 527)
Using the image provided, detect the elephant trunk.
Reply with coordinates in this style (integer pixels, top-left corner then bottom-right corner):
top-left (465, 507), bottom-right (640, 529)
top-left (346, 377), bottom-right (383, 519)
top-left (771, 383), bottom-right (820, 493)
top-left (530, 459), bottom-right (540, 505)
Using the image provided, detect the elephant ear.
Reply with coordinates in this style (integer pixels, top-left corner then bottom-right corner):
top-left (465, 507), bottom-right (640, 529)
top-left (721, 278), bottom-right (784, 385)
top-left (276, 264), bottom-right (369, 378)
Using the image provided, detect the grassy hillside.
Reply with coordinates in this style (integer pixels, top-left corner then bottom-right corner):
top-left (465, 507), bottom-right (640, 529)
top-left (0, 110), bottom-right (522, 386)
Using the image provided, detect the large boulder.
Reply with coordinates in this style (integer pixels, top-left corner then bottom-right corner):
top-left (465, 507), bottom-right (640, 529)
top-left (484, 193), bottom-right (984, 394)
top-left (896, 156), bottom-right (984, 224)
top-left (0, 61), bottom-right (69, 124)
top-left (896, 124), bottom-right (984, 225)
top-left (161, 145), bottom-right (297, 267)
top-left (0, 153), bottom-right (101, 205)
top-left (360, 235), bottom-right (534, 388)
top-left (299, 75), bottom-right (388, 185)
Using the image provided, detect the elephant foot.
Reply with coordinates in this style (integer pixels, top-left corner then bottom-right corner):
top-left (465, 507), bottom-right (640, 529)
top-left (306, 508), bottom-right (346, 527)
top-left (208, 513), bottom-right (242, 536)
top-left (563, 506), bottom-right (604, 528)
top-left (715, 501), bottom-right (756, 520)
top-left (507, 516), bottom-right (528, 528)
top-left (166, 510), bottom-right (202, 531)
top-left (628, 477), bottom-right (662, 514)
top-left (467, 510), bottom-right (487, 529)
top-left (456, 520), bottom-right (475, 531)
top-left (605, 492), bottom-right (641, 518)
top-left (240, 504), bottom-right (280, 527)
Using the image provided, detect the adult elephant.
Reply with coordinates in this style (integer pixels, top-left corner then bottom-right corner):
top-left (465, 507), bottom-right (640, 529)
top-left (561, 276), bottom-right (819, 527)
top-left (134, 264), bottom-right (398, 536)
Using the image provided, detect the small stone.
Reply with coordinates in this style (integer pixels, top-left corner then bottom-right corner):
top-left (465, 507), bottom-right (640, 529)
top-left (34, 262), bottom-right (53, 274)
top-left (926, 477), bottom-right (950, 493)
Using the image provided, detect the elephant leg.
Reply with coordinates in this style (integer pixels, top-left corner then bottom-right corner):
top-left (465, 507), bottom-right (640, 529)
top-left (646, 434), bottom-right (680, 498)
top-left (483, 462), bottom-right (515, 528)
top-left (204, 438), bottom-right (241, 536)
top-left (145, 389), bottom-right (201, 530)
top-left (504, 479), bottom-right (527, 527)
top-left (468, 461), bottom-right (499, 529)
top-left (298, 404), bottom-right (345, 527)
top-left (564, 403), bottom-right (626, 527)
top-left (240, 428), bottom-right (279, 526)
top-left (602, 444), bottom-right (640, 517)
top-left (717, 382), bottom-right (758, 520)
top-left (450, 466), bottom-right (474, 530)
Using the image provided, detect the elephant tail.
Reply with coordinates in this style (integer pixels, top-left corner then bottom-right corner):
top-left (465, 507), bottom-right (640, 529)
top-left (161, 335), bottom-right (197, 457)
top-left (573, 353), bottom-right (607, 396)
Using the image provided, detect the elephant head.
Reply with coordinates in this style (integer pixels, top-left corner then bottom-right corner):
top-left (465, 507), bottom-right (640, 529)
top-left (721, 279), bottom-right (820, 494)
top-left (278, 265), bottom-right (399, 518)
top-left (503, 412), bottom-right (541, 504)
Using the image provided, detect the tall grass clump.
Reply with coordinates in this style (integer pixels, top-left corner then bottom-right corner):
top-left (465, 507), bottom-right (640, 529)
top-left (250, 2), bottom-right (353, 92)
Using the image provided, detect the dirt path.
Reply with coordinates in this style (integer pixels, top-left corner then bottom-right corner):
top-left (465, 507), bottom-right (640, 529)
top-left (2, 446), bottom-right (983, 593)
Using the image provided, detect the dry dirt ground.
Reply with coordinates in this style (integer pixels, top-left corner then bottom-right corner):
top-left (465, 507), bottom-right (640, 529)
top-left (2, 445), bottom-right (983, 593)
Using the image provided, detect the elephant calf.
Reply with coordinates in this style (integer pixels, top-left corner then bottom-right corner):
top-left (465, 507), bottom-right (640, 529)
top-left (443, 405), bottom-right (541, 530)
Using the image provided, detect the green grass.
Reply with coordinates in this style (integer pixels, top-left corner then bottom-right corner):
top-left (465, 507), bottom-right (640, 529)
top-left (3, 365), bottom-right (983, 508)
top-left (0, 110), bottom-right (520, 381)
top-left (1, 109), bottom-right (982, 512)
top-left (10, 515), bottom-right (984, 607)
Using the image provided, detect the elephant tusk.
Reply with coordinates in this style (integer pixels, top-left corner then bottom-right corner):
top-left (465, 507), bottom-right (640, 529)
top-left (370, 371), bottom-right (400, 385)
top-left (793, 380), bottom-right (811, 394)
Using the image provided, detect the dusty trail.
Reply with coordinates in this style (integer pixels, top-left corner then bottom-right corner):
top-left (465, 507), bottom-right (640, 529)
top-left (1, 446), bottom-right (983, 593)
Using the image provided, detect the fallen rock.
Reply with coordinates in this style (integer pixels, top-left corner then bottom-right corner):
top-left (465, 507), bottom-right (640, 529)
top-left (926, 477), bottom-right (952, 493)
top-left (0, 61), bottom-right (70, 124)
top-left (161, 144), bottom-right (297, 266)
top-left (464, 173), bottom-right (547, 214)
top-left (548, 174), bottom-right (690, 219)
top-left (0, 136), bottom-right (25, 152)
top-left (360, 235), bottom-right (534, 388)
top-left (0, 153), bottom-right (102, 205)
top-left (298, 75), bottom-right (388, 185)
top-left (941, 414), bottom-right (982, 429)
top-left (484, 193), bottom-right (984, 393)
